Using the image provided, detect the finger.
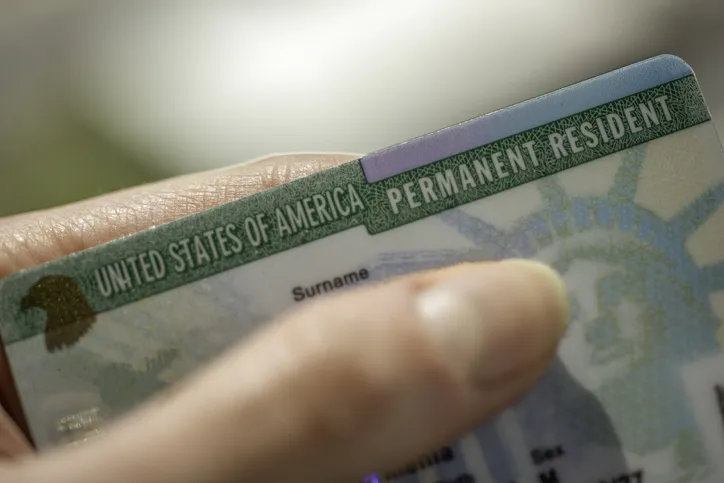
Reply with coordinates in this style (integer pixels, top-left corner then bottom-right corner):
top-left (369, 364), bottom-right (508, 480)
top-left (0, 153), bottom-right (360, 278)
top-left (0, 404), bottom-right (31, 460)
top-left (0, 342), bottom-right (31, 455)
top-left (13, 260), bottom-right (569, 483)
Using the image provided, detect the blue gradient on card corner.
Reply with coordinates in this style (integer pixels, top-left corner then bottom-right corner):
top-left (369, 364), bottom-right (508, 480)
top-left (359, 55), bottom-right (693, 183)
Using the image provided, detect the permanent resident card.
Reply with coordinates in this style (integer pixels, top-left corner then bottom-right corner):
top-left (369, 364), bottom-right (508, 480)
top-left (2, 55), bottom-right (724, 483)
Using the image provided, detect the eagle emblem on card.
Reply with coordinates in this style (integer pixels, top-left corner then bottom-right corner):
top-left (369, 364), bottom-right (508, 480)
top-left (20, 275), bottom-right (96, 352)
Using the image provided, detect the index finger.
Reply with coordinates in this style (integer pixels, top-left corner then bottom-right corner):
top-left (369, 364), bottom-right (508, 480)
top-left (0, 153), bottom-right (359, 278)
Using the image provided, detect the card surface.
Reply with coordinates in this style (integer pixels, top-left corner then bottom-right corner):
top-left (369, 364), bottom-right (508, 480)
top-left (2, 55), bottom-right (724, 482)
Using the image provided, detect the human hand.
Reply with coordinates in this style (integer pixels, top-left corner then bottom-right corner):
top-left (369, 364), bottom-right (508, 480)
top-left (0, 154), bottom-right (568, 483)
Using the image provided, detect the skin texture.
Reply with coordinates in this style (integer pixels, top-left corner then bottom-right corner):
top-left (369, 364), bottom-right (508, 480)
top-left (0, 154), bottom-right (569, 483)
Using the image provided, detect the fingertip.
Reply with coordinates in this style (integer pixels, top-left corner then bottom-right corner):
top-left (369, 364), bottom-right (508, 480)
top-left (413, 260), bottom-right (567, 384)
top-left (498, 258), bottom-right (570, 335)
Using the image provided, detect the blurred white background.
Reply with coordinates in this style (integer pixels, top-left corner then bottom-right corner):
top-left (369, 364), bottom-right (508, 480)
top-left (0, 0), bottom-right (722, 215)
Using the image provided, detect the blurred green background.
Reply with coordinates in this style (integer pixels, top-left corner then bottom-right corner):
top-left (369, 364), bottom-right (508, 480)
top-left (0, 108), bottom-right (162, 216)
top-left (1, 0), bottom-right (722, 217)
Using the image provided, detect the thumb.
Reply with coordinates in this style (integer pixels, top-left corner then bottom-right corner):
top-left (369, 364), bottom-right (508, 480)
top-left (10, 259), bottom-right (568, 483)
